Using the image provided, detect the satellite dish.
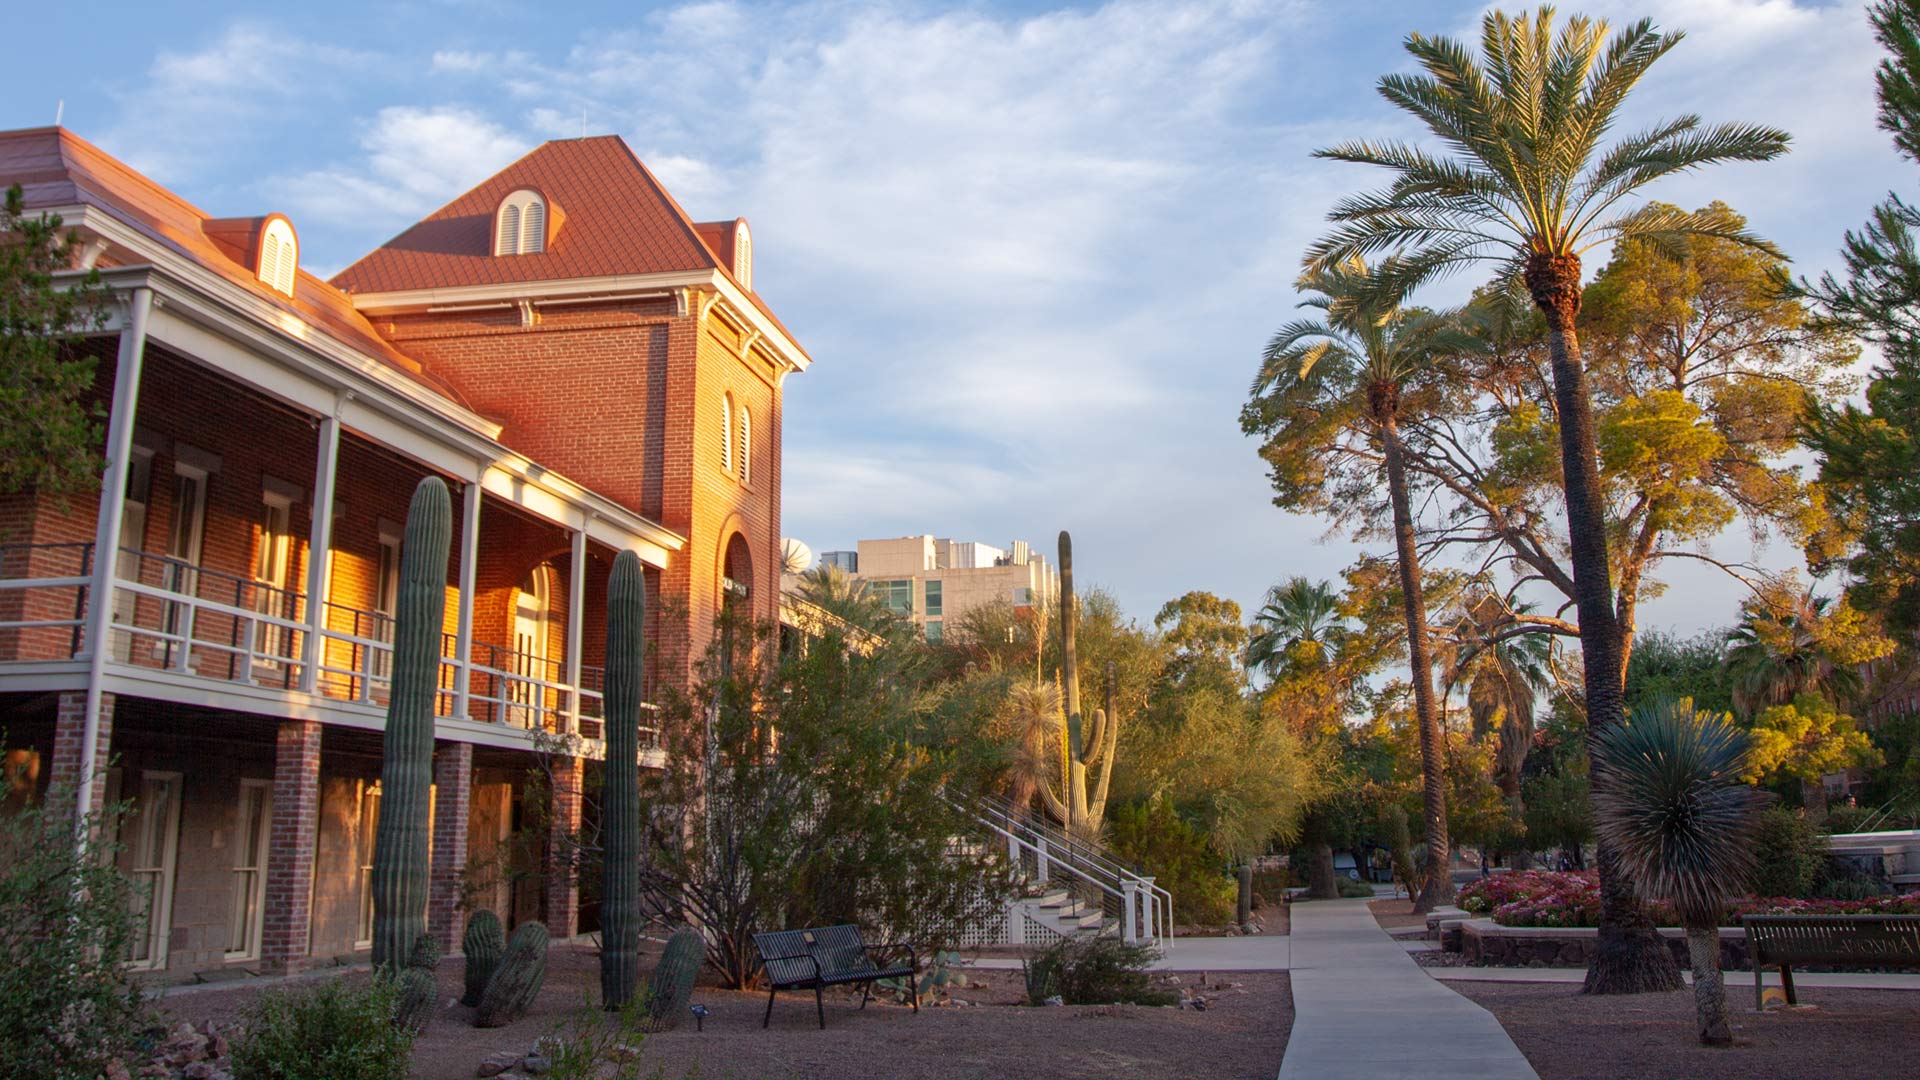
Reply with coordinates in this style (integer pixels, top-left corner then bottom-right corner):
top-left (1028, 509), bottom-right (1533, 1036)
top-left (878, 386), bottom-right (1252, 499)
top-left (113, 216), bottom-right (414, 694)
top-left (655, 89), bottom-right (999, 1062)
top-left (781, 537), bottom-right (813, 574)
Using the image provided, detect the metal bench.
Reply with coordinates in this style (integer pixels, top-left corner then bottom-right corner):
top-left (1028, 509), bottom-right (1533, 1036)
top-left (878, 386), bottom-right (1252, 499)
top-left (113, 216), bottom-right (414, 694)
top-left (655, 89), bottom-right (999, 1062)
top-left (1741, 914), bottom-right (1920, 1008)
top-left (752, 924), bottom-right (919, 1029)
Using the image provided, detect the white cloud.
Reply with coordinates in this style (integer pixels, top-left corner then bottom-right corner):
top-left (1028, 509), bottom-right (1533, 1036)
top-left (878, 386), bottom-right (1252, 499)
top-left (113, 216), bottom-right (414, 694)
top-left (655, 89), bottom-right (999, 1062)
top-left (278, 106), bottom-right (529, 229)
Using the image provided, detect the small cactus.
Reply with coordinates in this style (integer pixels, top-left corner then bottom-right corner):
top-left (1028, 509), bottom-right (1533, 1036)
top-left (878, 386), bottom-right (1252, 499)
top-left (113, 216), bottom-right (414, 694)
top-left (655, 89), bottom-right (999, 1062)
top-left (371, 477), bottom-right (453, 971)
top-left (461, 910), bottom-right (505, 1007)
top-left (642, 929), bottom-right (704, 1031)
top-left (392, 968), bottom-right (438, 1035)
top-left (600, 551), bottom-right (647, 1010)
top-left (408, 931), bottom-right (441, 972)
top-left (474, 921), bottom-right (549, 1028)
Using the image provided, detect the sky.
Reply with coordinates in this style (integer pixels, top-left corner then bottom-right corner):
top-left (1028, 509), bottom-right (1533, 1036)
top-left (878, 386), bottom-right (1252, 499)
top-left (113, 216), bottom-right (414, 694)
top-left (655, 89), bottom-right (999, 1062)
top-left (3, 0), bottom-right (1905, 637)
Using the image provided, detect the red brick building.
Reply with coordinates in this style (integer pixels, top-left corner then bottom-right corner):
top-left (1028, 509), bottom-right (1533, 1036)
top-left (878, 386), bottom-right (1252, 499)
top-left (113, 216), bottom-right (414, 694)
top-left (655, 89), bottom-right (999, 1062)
top-left (0, 127), bottom-right (809, 980)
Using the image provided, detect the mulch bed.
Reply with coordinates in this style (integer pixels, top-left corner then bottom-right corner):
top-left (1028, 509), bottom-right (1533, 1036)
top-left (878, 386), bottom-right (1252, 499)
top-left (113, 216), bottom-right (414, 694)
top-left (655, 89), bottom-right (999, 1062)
top-left (1366, 898), bottom-right (1428, 932)
top-left (1454, 981), bottom-right (1920, 1080)
top-left (159, 939), bottom-right (1294, 1080)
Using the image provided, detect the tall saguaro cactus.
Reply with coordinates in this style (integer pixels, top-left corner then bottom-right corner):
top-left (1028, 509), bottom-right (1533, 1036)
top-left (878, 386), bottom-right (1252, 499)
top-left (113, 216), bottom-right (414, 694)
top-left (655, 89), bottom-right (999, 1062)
top-left (1041, 531), bottom-right (1119, 837)
top-left (600, 550), bottom-right (647, 1009)
top-left (371, 476), bottom-right (452, 971)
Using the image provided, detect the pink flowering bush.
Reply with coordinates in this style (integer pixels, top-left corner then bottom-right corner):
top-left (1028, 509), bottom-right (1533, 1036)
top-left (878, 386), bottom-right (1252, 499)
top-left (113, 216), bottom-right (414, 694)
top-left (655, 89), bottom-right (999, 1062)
top-left (1463, 870), bottom-right (1920, 927)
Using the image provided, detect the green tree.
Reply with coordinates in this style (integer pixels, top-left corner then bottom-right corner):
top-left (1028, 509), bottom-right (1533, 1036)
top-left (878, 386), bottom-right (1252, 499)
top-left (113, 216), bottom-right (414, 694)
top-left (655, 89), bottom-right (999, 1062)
top-left (1, 185), bottom-right (113, 496)
top-left (1245, 577), bottom-right (1346, 684)
top-left (1625, 630), bottom-right (1733, 716)
top-left (1308, 8), bottom-right (1789, 992)
top-left (1725, 585), bottom-right (1891, 719)
top-left (1438, 592), bottom-right (1552, 803)
top-left (1802, 0), bottom-right (1920, 634)
top-left (1244, 256), bottom-right (1468, 910)
top-left (1153, 590), bottom-right (1246, 692)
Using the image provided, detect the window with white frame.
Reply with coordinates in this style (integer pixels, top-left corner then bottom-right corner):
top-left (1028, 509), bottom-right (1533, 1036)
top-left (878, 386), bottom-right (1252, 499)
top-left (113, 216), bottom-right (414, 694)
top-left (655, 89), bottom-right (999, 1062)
top-left (161, 456), bottom-right (211, 663)
top-left (737, 404), bottom-right (752, 484)
top-left (356, 781), bottom-right (380, 948)
top-left (372, 522), bottom-right (401, 681)
top-left (258, 218), bottom-right (297, 297)
top-left (253, 480), bottom-right (300, 665)
top-left (494, 189), bottom-right (547, 255)
top-left (719, 393), bottom-right (734, 474)
top-left (226, 780), bottom-right (272, 960)
top-left (127, 771), bottom-right (183, 969)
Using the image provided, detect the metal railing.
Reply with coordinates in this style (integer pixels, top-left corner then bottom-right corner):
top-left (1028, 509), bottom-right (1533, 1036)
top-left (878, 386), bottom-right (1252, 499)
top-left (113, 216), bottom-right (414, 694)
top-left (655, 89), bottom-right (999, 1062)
top-left (946, 790), bottom-right (1172, 946)
top-left (0, 543), bottom-right (653, 743)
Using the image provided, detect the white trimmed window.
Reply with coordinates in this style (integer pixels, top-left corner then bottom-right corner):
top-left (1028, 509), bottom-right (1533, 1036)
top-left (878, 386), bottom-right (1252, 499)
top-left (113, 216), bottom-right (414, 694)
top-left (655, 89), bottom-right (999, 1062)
top-left (734, 220), bottom-right (752, 290)
top-left (258, 218), bottom-right (297, 297)
top-left (495, 190), bottom-right (547, 255)
top-left (720, 392), bottom-right (734, 474)
top-left (737, 404), bottom-right (752, 484)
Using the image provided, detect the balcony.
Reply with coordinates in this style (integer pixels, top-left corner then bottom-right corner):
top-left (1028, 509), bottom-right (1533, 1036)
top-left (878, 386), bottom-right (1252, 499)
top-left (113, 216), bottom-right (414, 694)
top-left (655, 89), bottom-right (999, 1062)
top-left (0, 540), bottom-right (657, 749)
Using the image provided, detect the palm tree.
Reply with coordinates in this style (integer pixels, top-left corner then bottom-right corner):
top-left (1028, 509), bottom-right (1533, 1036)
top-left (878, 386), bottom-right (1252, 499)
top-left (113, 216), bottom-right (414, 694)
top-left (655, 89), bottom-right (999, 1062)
top-left (1001, 680), bottom-right (1064, 819)
top-left (1441, 593), bottom-right (1553, 803)
top-left (1253, 255), bottom-right (1464, 910)
top-left (1308, 7), bottom-right (1789, 992)
top-left (792, 564), bottom-right (889, 631)
top-left (1246, 577), bottom-right (1346, 682)
top-left (1592, 698), bottom-right (1766, 1045)
top-left (1725, 591), bottom-right (1865, 718)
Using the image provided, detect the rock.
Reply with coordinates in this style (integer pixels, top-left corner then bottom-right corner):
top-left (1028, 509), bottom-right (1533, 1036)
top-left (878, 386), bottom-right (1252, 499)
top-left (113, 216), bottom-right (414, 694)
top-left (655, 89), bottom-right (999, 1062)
top-left (1043, 995), bottom-right (1064, 1006)
top-left (477, 1051), bottom-right (521, 1077)
top-left (522, 1055), bottom-right (552, 1075)
top-left (182, 1063), bottom-right (224, 1080)
top-left (1191, 996), bottom-right (1210, 1011)
top-left (104, 1061), bottom-right (133, 1080)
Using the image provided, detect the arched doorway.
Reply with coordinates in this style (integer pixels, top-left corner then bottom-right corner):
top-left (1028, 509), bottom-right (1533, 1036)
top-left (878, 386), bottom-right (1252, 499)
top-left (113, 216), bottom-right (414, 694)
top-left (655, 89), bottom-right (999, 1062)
top-left (719, 532), bottom-right (753, 677)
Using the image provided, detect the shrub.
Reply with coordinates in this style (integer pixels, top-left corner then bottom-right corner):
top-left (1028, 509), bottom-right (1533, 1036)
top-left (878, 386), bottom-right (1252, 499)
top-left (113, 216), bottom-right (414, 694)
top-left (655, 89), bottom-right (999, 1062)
top-left (1751, 805), bottom-right (1825, 899)
top-left (1250, 867), bottom-right (1293, 909)
top-left (1460, 870), bottom-right (1920, 927)
top-left (1335, 876), bottom-right (1373, 898)
top-left (0, 780), bottom-right (149, 1080)
top-left (1108, 800), bottom-right (1235, 925)
top-left (1021, 936), bottom-right (1177, 1006)
top-left (539, 992), bottom-right (650, 1080)
top-left (230, 978), bottom-right (413, 1080)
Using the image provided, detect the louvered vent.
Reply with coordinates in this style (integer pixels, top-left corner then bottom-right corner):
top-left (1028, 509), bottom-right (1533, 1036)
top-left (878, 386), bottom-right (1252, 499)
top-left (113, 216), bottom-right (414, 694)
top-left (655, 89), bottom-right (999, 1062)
top-left (720, 393), bottom-right (734, 474)
top-left (521, 200), bottom-right (545, 254)
top-left (258, 218), bottom-right (297, 297)
top-left (496, 203), bottom-right (521, 256)
top-left (495, 190), bottom-right (548, 256)
top-left (737, 405), bottom-right (751, 484)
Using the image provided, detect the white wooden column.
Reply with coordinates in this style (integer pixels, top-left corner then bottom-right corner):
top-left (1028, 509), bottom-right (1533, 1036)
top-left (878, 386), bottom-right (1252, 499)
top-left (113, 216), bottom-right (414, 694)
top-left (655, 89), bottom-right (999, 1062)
top-left (452, 479), bottom-right (482, 721)
top-left (298, 406), bottom-right (341, 693)
top-left (565, 522), bottom-right (587, 734)
top-left (79, 287), bottom-right (153, 823)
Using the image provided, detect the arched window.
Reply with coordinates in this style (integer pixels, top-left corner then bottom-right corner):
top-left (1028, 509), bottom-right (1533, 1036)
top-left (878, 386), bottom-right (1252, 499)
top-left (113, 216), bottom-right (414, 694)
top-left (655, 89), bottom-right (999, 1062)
top-left (720, 392), bottom-right (734, 474)
top-left (737, 403), bottom-right (751, 484)
top-left (495, 189), bottom-right (547, 256)
top-left (258, 218), bottom-right (297, 297)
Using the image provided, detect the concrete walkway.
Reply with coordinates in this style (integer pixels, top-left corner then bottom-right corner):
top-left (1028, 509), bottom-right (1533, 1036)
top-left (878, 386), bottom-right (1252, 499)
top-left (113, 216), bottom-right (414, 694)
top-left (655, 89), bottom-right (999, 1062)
top-left (1280, 898), bottom-right (1538, 1080)
top-left (1429, 966), bottom-right (1920, 991)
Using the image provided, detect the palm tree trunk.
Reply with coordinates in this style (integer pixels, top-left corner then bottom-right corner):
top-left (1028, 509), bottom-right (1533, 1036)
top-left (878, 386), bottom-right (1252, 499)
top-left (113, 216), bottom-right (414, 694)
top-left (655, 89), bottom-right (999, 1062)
top-left (1527, 253), bottom-right (1682, 995)
top-left (1381, 415), bottom-right (1453, 912)
top-left (1687, 924), bottom-right (1733, 1046)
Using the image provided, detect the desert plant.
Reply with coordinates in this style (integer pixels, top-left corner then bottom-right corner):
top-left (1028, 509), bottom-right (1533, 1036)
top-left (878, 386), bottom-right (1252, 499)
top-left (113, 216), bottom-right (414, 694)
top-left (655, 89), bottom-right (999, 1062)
top-left (371, 477), bottom-right (452, 971)
top-left (1108, 800), bottom-right (1234, 925)
top-left (474, 921), bottom-right (550, 1028)
top-left (1047, 532), bottom-right (1121, 837)
top-left (1592, 698), bottom-right (1766, 1045)
top-left (601, 550), bottom-right (647, 1010)
top-left (461, 910), bottom-right (505, 1007)
top-left (641, 928), bottom-right (704, 1031)
top-left (229, 978), bottom-right (412, 1080)
top-left (407, 933), bottom-right (440, 973)
top-left (1021, 936), bottom-right (1176, 1006)
top-left (390, 969), bottom-right (437, 1035)
top-left (0, 778), bottom-right (148, 1080)
top-left (539, 992), bottom-right (652, 1080)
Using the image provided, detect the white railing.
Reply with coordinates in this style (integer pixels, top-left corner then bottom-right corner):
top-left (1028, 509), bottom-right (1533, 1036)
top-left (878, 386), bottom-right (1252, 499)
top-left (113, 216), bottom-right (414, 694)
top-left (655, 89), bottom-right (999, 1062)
top-left (947, 790), bottom-right (1172, 947)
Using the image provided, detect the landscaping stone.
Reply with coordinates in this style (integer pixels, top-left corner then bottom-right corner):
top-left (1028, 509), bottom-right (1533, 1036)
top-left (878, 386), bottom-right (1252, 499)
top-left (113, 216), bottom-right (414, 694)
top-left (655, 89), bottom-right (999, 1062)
top-left (476, 1051), bottom-right (520, 1077)
top-left (1459, 919), bottom-right (1752, 969)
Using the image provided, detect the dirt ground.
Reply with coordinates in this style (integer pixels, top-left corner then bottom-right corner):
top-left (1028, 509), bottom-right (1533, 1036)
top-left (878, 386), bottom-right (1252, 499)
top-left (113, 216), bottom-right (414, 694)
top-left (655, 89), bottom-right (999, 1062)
top-left (160, 940), bottom-right (1295, 1080)
top-left (1454, 981), bottom-right (1920, 1080)
top-left (1366, 897), bottom-right (1428, 932)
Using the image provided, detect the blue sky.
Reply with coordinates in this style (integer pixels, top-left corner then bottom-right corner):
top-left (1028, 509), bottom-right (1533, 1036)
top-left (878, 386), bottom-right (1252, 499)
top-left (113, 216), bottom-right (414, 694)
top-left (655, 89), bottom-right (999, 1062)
top-left (4, 0), bottom-right (1903, 637)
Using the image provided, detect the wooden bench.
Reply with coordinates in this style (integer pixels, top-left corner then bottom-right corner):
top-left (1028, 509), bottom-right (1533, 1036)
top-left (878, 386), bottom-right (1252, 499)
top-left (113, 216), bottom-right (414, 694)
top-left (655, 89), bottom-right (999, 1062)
top-left (752, 925), bottom-right (919, 1029)
top-left (1741, 914), bottom-right (1920, 1008)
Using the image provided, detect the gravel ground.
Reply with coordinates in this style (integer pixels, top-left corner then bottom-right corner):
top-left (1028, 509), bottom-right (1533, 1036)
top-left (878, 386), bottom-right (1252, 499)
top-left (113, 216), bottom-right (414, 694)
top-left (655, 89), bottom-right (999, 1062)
top-left (1366, 898), bottom-right (1429, 932)
top-left (1453, 981), bottom-right (1920, 1080)
top-left (160, 940), bottom-right (1294, 1080)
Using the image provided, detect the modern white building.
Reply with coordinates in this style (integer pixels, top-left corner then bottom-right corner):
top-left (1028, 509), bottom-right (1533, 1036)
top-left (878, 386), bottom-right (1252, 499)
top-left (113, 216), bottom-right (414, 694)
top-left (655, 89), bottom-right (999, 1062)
top-left (840, 535), bottom-right (1059, 642)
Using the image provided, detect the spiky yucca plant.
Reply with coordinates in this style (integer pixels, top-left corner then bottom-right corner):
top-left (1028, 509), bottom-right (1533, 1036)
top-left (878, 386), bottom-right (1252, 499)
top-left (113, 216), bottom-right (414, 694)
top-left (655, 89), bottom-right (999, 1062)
top-left (1592, 698), bottom-right (1766, 1045)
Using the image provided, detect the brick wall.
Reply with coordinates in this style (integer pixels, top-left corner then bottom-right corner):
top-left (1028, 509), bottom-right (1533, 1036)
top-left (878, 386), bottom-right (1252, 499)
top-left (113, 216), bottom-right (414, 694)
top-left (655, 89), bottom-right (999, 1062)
top-left (428, 740), bottom-right (473, 952)
top-left (261, 719), bottom-right (321, 973)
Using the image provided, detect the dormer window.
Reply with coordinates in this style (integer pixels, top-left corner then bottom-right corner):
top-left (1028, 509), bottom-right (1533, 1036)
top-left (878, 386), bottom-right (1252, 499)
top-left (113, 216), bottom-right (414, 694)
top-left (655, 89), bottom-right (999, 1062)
top-left (258, 217), bottom-right (297, 297)
top-left (734, 220), bottom-right (752, 290)
top-left (495, 189), bottom-right (548, 256)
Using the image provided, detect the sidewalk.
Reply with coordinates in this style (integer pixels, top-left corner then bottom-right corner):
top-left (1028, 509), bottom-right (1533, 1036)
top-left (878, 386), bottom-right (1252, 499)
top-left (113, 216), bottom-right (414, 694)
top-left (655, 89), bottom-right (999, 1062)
top-left (1280, 897), bottom-right (1538, 1080)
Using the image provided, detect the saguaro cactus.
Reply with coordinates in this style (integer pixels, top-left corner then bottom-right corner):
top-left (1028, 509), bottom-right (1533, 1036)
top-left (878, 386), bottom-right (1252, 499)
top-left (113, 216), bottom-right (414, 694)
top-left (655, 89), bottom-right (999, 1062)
top-left (643, 928), bottom-right (704, 1030)
top-left (371, 476), bottom-right (452, 971)
top-left (392, 968), bottom-right (438, 1035)
top-left (600, 550), bottom-right (647, 1010)
top-left (1042, 531), bottom-right (1120, 837)
top-left (461, 910), bottom-right (505, 1007)
top-left (474, 921), bottom-right (550, 1028)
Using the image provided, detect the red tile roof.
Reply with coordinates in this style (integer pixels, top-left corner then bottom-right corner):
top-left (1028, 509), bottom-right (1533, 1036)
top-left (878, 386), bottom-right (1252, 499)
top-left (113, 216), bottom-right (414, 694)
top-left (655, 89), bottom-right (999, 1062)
top-left (331, 136), bottom-right (806, 360)
top-left (0, 127), bottom-right (471, 407)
